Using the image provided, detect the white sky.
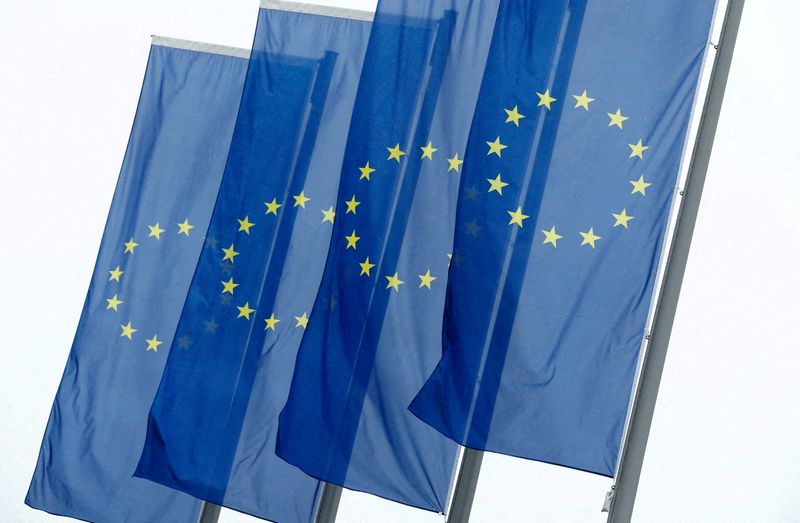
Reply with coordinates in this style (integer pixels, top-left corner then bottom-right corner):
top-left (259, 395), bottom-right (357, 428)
top-left (1, 0), bottom-right (798, 521)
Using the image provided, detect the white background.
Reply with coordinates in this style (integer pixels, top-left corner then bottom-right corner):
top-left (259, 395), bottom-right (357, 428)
top-left (1, 0), bottom-right (799, 521)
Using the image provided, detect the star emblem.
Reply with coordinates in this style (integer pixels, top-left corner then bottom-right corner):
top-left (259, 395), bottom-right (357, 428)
top-left (536, 89), bottom-right (556, 110)
top-left (579, 228), bottom-right (602, 249)
top-left (293, 191), bottom-right (310, 208)
top-left (612, 209), bottom-right (634, 228)
top-left (504, 105), bottom-right (525, 126)
top-left (237, 216), bottom-right (255, 234)
top-left (386, 143), bottom-right (406, 162)
top-left (148, 222), bottom-right (165, 239)
top-left (447, 153), bottom-right (464, 173)
top-left (486, 136), bottom-right (508, 157)
top-left (607, 108), bottom-right (628, 129)
top-left (385, 273), bottom-right (404, 292)
top-left (420, 141), bottom-right (438, 160)
top-left (105, 294), bottom-right (123, 311)
top-left (418, 270), bottom-right (436, 289)
top-left (541, 226), bottom-right (562, 247)
top-left (572, 90), bottom-right (594, 110)
top-left (264, 198), bottom-right (282, 215)
top-left (507, 207), bottom-right (529, 228)
top-left (237, 302), bottom-right (255, 320)
top-left (177, 219), bottom-right (194, 236)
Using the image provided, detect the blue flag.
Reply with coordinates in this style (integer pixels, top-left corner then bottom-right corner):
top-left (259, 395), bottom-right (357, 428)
top-left (410, 0), bottom-right (716, 476)
top-left (135, 4), bottom-right (370, 522)
top-left (276, 0), bottom-right (500, 512)
top-left (25, 39), bottom-right (247, 522)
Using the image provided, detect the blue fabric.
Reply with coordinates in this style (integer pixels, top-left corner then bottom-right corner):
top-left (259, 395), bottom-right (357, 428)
top-left (25, 44), bottom-right (246, 522)
top-left (410, 0), bottom-right (716, 477)
top-left (135, 7), bottom-right (370, 522)
top-left (276, 0), bottom-right (499, 512)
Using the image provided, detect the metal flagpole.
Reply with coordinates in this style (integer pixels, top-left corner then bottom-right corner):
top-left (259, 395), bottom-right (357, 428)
top-left (315, 483), bottom-right (344, 523)
top-left (606, 0), bottom-right (745, 521)
top-left (445, 448), bottom-right (484, 523)
top-left (199, 502), bottom-right (221, 523)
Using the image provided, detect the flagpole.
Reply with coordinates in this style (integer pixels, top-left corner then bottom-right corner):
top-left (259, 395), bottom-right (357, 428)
top-left (606, 1), bottom-right (744, 521)
top-left (198, 502), bottom-right (221, 523)
top-left (315, 482), bottom-right (343, 523)
top-left (445, 448), bottom-right (483, 523)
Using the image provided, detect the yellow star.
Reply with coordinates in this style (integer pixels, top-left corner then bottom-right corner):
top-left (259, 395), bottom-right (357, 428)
top-left (536, 89), bottom-right (556, 110)
top-left (572, 90), bottom-right (595, 110)
top-left (418, 270), bottom-right (436, 289)
top-left (237, 302), bottom-right (255, 320)
top-left (148, 223), bottom-right (165, 239)
top-left (221, 277), bottom-right (239, 295)
top-left (580, 228), bottom-right (602, 249)
top-left (507, 207), bottom-right (529, 228)
top-left (123, 238), bottom-right (138, 254)
top-left (447, 153), bottom-right (463, 173)
top-left (486, 136), bottom-right (508, 157)
top-left (612, 209), bottom-right (635, 228)
top-left (387, 143), bottom-right (406, 162)
top-left (420, 141), bottom-right (438, 160)
top-left (264, 198), bottom-right (282, 215)
top-left (222, 244), bottom-right (239, 263)
top-left (145, 334), bottom-right (163, 352)
top-left (607, 108), bottom-right (628, 129)
top-left (321, 206), bottom-right (336, 224)
top-left (263, 313), bottom-right (280, 331)
top-left (294, 312), bottom-right (309, 329)
top-left (293, 191), bottom-right (310, 208)
top-left (542, 226), bottom-right (563, 247)
top-left (345, 230), bottom-right (360, 250)
top-left (487, 174), bottom-right (509, 195)
top-left (630, 176), bottom-right (652, 196)
top-left (385, 272), bottom-right (404, 292)
top-left (359, 161), bottom-right (376, 181)
top-left (345, 195), bottom-right (361, 215)
top-left (105, 294), bottom-right (123, 311)
top-left (108, 265), bottom-right (124, 282)
top-left (628, 139), bottom-right (649, 159)
top-left (237, 216), bottom-right (255, 234)
top-left (504, 105), bottom-right (525, 126)
top-left (359, 256), bottom-right (375, 277)
top-left (120, 321), bottom-right (137, 340)
top-left (177, 219), bottom-right (194, 236)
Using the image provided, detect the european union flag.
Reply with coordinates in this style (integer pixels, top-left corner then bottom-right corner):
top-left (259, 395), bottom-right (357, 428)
top-left (25, 39), bottom-right (247, 521)
top-left (410, 0), bottom-right (716, 476)
top-left (276, 0), bottom-right (499, 512)
top-left (135, 4), bottom-right (370, 522)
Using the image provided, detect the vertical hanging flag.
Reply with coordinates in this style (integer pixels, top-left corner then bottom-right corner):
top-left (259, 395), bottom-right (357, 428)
top-left (25, 38), bottom-right (247, 522)
top-left (410, 0), bottom-right (717, 477)
top-left (276, 0), bottom-right (500, 512)
top-left (135, 3), bottom-right (371, 522)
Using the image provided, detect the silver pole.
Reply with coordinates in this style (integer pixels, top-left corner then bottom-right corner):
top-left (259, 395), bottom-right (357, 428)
top-left (198, 502), bottom-right (221, 523)
top-left (446, 448), bottom-right (484, 523)
top-left (606, 1), bottom-right (745, 521)
top-left (315, 482), bottom-right (343, 523)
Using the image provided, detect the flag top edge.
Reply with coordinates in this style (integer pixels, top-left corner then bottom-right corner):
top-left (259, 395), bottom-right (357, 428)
top-left (261, 0), bottom-right (375, 22)
top-left (150, 35), bottom-right (251, 59)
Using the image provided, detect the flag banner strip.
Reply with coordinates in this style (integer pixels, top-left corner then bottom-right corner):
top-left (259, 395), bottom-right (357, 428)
top-left (136, 6), bottom-right (371, 522)
top-left (260, 0), bottom-right (375, 21)
top-left (26, 40), bottom-right (247, 522)
top-left (150, 35), bottom-right (251, 59)
top-left (276, 0), bottom-right (501, 513)
top-left (410, 0), bottom-right (718, 478)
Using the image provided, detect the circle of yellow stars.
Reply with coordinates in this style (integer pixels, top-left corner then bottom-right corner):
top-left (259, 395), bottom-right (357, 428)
top-left (110, 217), bottom-right (202, 353)
top-left (478, 86), bottom-right (653, 250)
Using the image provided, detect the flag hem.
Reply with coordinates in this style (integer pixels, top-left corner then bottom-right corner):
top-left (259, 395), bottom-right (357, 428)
top-left (150, 35), bottom-right (251, 59)
top-left (260, 0), bottom-right (375, 22)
